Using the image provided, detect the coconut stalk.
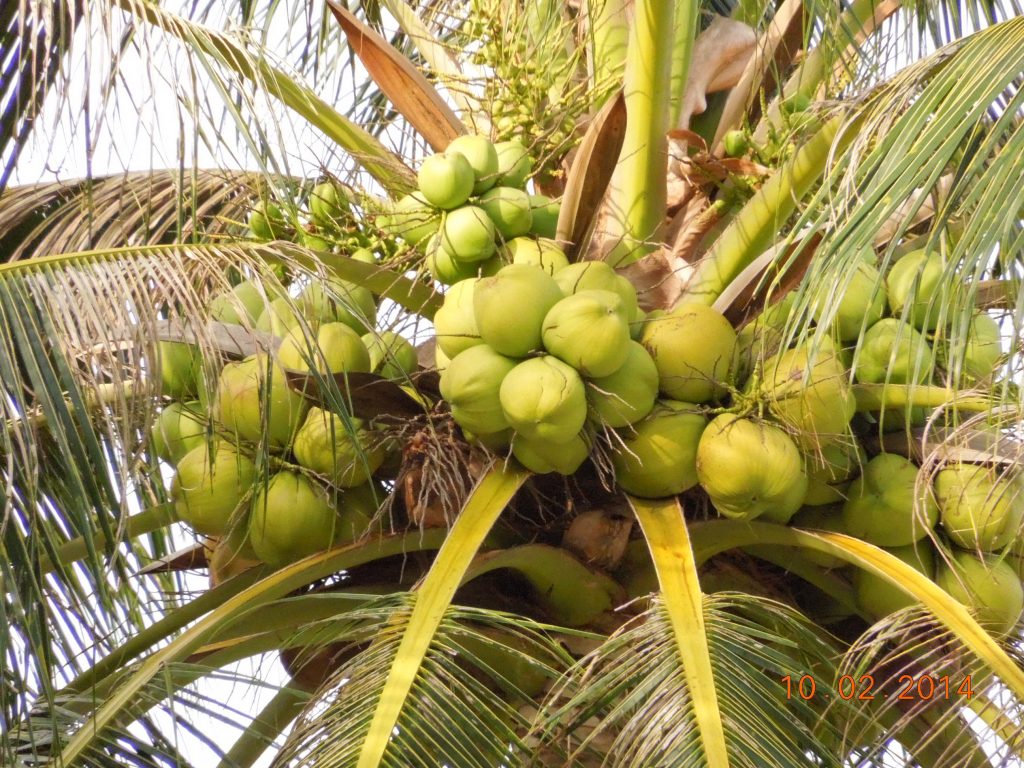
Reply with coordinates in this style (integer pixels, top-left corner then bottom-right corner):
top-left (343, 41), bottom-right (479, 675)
top-left (586, 0), bottom-right (630, 98)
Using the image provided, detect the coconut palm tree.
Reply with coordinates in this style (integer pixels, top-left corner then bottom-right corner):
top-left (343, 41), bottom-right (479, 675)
top-left (2, 0), bottom-right (1024, 765)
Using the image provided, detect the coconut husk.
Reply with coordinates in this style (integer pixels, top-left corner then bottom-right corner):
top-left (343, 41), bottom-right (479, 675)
top-left (561, 507), bottom-right (633, 571)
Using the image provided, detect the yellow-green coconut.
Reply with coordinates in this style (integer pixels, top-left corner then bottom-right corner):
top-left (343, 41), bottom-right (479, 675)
top-left (935, 463), bottom-right (1023, 551)
top-left (854, 541), bottom-right (935, 619)
top-left (158, 341), bottom-right (201, 399)
top-left (512, 431), bottom-right (590, 475)
top-left (477, 186), bottom-right (533, 239)
top-left (417, 152), bottom-right (475, 209)
top-left (362, 331), bottom-right (418, 379)
top-left (150, 401), bottom-right (206, 464)
top-left (613, 400), bottom-right (707, 498)
top-left (841, 453), bottom-right (938, 546)
top-left (440, 205), bottom-right (497, 262)
top-left (802, 439), bottom-right (867, 506)
top-left (499, 356), bottom-right (587, 443)
top-left (249, 471), bottom-right (338, 567)
top-left (293, 407), bottom-right (384, 489)
top-left (473, 263), bottom-right (563, 357)
top-left (501, 237), bottom-right (569, 275)
top-left (886, 249), bottom-right (947, 331)
top-left (587, 341), bottom-right (659, 427)
top-left (298, 277), bottom-right (376, 334)
top-left (440, 345), bottom-right (518, 435)
top-left (434, 278), bottom-right (483, 358)
top-left (171, 442), bottom-right (256, 536)
top-left (935, 550), bottom-right (1024, 636)
top-left (541, 290), bottom-right (631, 377)
top-left (853, 318), bottom-right (933, 384)
top-left (641, 303), bottom-right (737, 403)
top-left (215, 354), bottom-right (309, 447)
top-left (277, 322), bottom-right (371, 375)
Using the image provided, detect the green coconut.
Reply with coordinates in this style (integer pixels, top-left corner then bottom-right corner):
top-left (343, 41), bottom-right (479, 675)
top-left (249, 471), bottom-right (338, 567)
top-left (385, 192), bottom-right (440, 246)
top-left (802, 439), bottom-right (866, 506)
top-left (696, 414), bottom-right (808, 522)
top-left (215, 353), bottom-right (309, 447)
top-left (935, 550), bottom-right (1024, 636)
top-left (499, 356), bottom-right (587, 443)
top-left (735, 294), bottom-right (796, 385)
top-left (465, 428), bottom-right (514, 451)
top-left (440, 205), bottom-right (497, 262)
top-left (158, 341), bottom-right (201, 398)
top-left (722, 130), bottom-right (749, 157)
top-left (853, 319), bottom-right (933, 385)
top-left (440, 345), bottom-right (518, 435)
top-left (501, 237), bottom-right (569, 275)
top-left (298, 277), bottom-right (376, 334)
top-left (172, 442), bottom-right (256, 536)
top-left (362, 331), bottom-right (418, 379)
top-left (350, 248), bottom-right (377, 265)
top-left (209, 279), bottom-right (267, 326)
top-left (841, 453), bottom-right (938, 546)
top-left (937, 312), bottom-right (1002, 383)
top-left (434, 278), bottom-right (483, 358)
top-left (494, 139), bottom-right (531, 188)
top-left (854, 541), bottom-right (935, 619)
top-left (256, 297), bottom-right (304, 337)
top-left (529, 195), bottom-right (560, 239)
top-left (935, 464), bottom-right (1024, 551)
top-left (886, 249), bottom-right (947, 331)
top-left (425, 234), bottom-right (482, 285)
top-left (150, 401), bottom-right (206, 464)
top-left (446, 135), bottom-right (500, 194)
top-left (641, 303), bottom-right (737, 403)
top-left (473, 263), bottom-right (563, 357)
top-left (512, 431), bottom-right (590, 475)
top-left (613, 400), bottom-right (707, 498)
top-left (248, 200), bottom-right (286, 240)
top-left (541, 290), bottom-right (631, 377)
top-left (789, 506), bottom-right (848, 568)
top-left (587, 341), bottom-right (659, 427)
top-left (293, 407), bottom-right (384, 488)
top-left (302, 230), bottom-right (333, 252)
top-left (417, 152), bottom-right (475, 209)
top-left (811, 257), bottom-right (886, 341)
top-left (553, 261), bottom-right (640, 326)
top-left (335, 481), bottom-right (383, 543)
top-left (756, 342), bottom-right (856, 448)
top-left (477, 186), bottom-right (533, 239)
top-left (277, 322), bottom-right (372, 375)
top-left (309, 181), bottom-right (349, 227)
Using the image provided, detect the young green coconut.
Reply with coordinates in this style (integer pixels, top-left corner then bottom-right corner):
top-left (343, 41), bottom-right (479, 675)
top-left (433, 278), bottom-right (483, 358)
top-left (277, 322), bottom-right (372, 375)
top-left (809, 254), bottom-right (886, 342)
top-left (541, 290), bottom-right (631, 377)
top-left (587, 341), bottom-right (659, 428)
top-left (209, 279), bottom-right (268, 326)
top-left (157, 341), bottom-right (201, 399)
top-left (936, 311), bottom-right (1003, 383)
top-left (512, 431), bottom-right (591, 475)
top-left (440, 344), bottom-right (519, 435)
top-left (612, 400), bottom-right (707, 498)
top-left (477, 186), bottom-right (533, 239)
top-left (308, 181), bottom-right (349, 228)
top-left (362, 331), bottom-right (418, 380)
top-left (446, 134), bottom-right (500, 194)
top-left (853, 541), bottom-right (935, 619)
top-left (417, 152), bottom-right (475, 209)
top-left (841, 453), bottom-right (939, 546)
top-left (292, 407), bottom-right (384, 489)
top-left (256, 297), bottom-right (305, 337)
top-left (493, 139), bottom-right (531, 188)
top-left (298, 276), bottom-right (376, 334)
top-left (171, 442), bottom-right (257, 537)
top-left (249, 471), bottom-right (338, 567)
top-left (853, 318), bottom-right (934, 384)
top-left (802, 439), bottom-right (867, 506)
top-left (641, 303), bottom-right (737, 403)
top-left (215, 353), bottom-right (309, 448)
top-left (150, 401), bottom-right (206, 464)
top-left (440, 205), bottom-right (497, 262)
top-left (934, 463), bottom-right (1024, 551)
top-left (384, 192), bottom-right (440, 246)
top-left (473, 263), bottom-right (563, 357)
top-left (553, 261), bottom-right (640, 327)
top-left (935, 550), bottom-right (1024, 636)
top-left (499, 356), bottom-right (588, 443)
top-left (885, 248), bottom-right (947, 332)
top-left (501, 237), bottom-right (569, 275)
top-left (695, 414), bottom-right (807, 523)
top-left (528, 195), bottom-right (560, 239)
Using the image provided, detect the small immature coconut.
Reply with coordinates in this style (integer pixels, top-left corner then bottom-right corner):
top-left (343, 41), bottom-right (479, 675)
top-left (302, 230), bottom-right (333, 252)
top-left (553, 261), bottom-right (640, 326)
top-left (937, 312), bottom-right (1002, 383)
top-left (209, 279), bottom-right (267, 326)
top-left (362, 331), bottom-right (418, 379)
top-left (854, 318), bottom-right (933, 384)
top-left (473, 263), bottom-right (563, 357)
top-left (502, 237), bottom-right (569, 275)
top-left (249, 472), bottom-right (337, 567)
top-left (417, 152), bottom-right (475, 209)
top-left (587, 341), bottom-right (659, 427)
top-left (528, 195), bottom-right (560, 239)
top-left (789, 506), bottom-right (848, 568)
top-left (935, 464), bottom-right (1023, 551)
top-left (477, 186), bottom-right (533, 239)
top-left (215, 354), bottom-right (309, 448)
top-left (722, 130), bottom-right (749, 157)
top-left (277, 322), bottom-right (371, 375)
top-left (446, 135), bottom-right (499, 194)
top-left (499, 356), bottom-right (587, 443)
top-left (385, 192), bottom-right (440, 246)
top-left (298, 277), bottom-right (376, 334)
top-left (158, 341), bottom-right (201, 398)
top-left (697, 414), bottom-right (807, 522)
top-left (440, 205), bottom-right (497, 262)
top-left (494, 139), bottom-right (531, 188)
top-left (612, 400), bottom-right (706, 498)
top-left (935, 550), bottom-right (1024, 636)
top-left (854, 541), bottom-right (935, 619)
top-left (541, 290), bottom-right (631, 377)
top-left (641, 303), bottom-right (737, 403)
top-left (433, 279), bottom-right (483, 358)
top-left (172, 442), bottom-right (256, 536)
top-left (886, 249), bottom-right (947, 331)
top-left (802, 439), bottom-right (866, 506)
top-left (150, 401), bottom-right (206, 464)
top-left (841, 453), bottom-right (938, 546)
top-left (309, 181), bottom-right (348, 227)
top-left (248, 200), bottom-right (286, 240)
top-left (293, 407), bottom-right (384, 488)
top-left (811, 257), bottom-right (886, 341)
top-left (512, 431), bottom-right (590, 475)
top-left (440, 345), bottom-right (518, 435)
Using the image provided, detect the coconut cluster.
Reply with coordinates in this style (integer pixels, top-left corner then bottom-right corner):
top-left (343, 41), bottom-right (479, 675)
top-left (381, 135), bottom-right (561, 286)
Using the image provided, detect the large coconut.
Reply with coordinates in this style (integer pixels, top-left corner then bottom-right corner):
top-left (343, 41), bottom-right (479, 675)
top-left (853, 318), bottom-right (933, 384)
top-left (612, 400), bottom-right (707, 498)
top-left (249, 471), bottom-right (338, 567)
top-left (587, 341), bottom-right (659, 427)
top-left (477, 186), bottom-right (533, 239)
top-left (802, 439), bottom-right (866, 506)
top-left (811, 257), bottom-right (886, 341)
top-left (696, 414), bottom-right (807, 522)
top-left (440, 345), bottom-right (519, 435)
top-left (385, 192), bottom-right (440, 246)
top-left (499, 356), bottom-right (587, 443)
top-left (293, 407), bottom-right (384, 488)
top-left (277, 322), bottom-right (371, 375)
top-left (789, 505), bottom-right (847, 569)
top-left (473, 263), bottom-right (563, 357)
top-left (501, 237), bottom-right (569, 275)
top-left (417, 152), bottom-right (475, 209)
top-left (171, 442), bottom-right (256, 536)
top-left (886, 249), bottom-right (947, 331)
top-left (541, 290), bottom-right (631, 377)
top-left (553, 261), bottom-right (640, 327)
top-left (215, 354), bottom-right (309, 448)
top-left (150, 401), bottom-right (206, 464)
top-left (841, 453), bottom-right (938, 546)
top-left (935, 464), bottom-right (1023, 551)
top-left (936, 312), bottom-right (1002, 383)
top-left (756, 342), bottom-right (856, 448)
top-left (641, 303), bottom-right (737, 403)
top-left (362, 331), bottom-right (417, 380)
top-left (440, 205), bottom-right (497, 262)
top-left (512, 431), bottom-right (590, 475)
top-left (298, 277), bottom-right (376, 334)
top-left (854, 541), bottom-right (935, 619)
top-left (446, 135), bottom-right (499, 194)
top-left (157, 341), bottom-right (201, 399)
top-left (209, 279), bottom-right (267, 326)
top-left (494, 139), bottom-right (531, 188)
top-left (434, 279), bottom-right (483, 358)
top-left (935, 550), bottom-right (1024, 636)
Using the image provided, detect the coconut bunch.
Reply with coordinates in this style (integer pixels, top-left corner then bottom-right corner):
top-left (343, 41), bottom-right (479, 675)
top-left (379, 134), bottom-right (562, 285)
